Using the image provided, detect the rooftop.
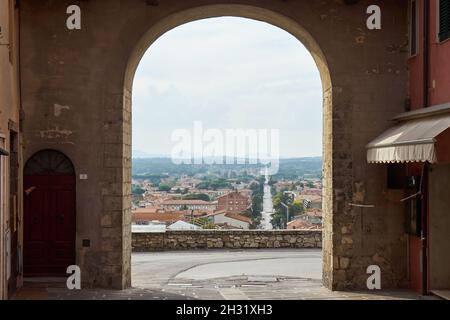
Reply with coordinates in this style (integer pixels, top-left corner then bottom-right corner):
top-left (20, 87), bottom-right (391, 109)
top-left (161, 199), bottom-right (213, 205)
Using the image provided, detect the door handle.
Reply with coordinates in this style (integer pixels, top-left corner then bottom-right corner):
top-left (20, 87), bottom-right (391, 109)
top-left (25, 186), bottom-right (37, 196)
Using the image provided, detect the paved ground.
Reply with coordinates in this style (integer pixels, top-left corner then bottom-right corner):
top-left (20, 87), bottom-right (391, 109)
top-left (131, 249), bottom-right (424, 300)
top-left (14, 249), bottom-right (434, 300)
top-left (132, 249), bottom-right (321, 288)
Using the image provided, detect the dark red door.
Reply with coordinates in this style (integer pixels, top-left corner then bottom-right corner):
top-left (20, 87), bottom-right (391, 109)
top-left (23, 150), bottom-right (76, 277)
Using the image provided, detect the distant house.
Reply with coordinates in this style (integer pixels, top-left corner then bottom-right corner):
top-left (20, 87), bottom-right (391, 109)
top-left (288, 208), bottom-right (323, 229)
top-left (274, 181), bottom-right (295, 192)
top-left (167, 221), bottom-right (201, 231)
top-left (287, 218), bottom-right (321, 230)
top-left (239, 189), bottom-right (253, 198)
top-left (207, 211), bottom-right (251, 230)
top-left (216, 188), bottom-right (232, 196)
top-left (301, 188), bottom-right (322, 196)
top-left (217, 191), bottom-right (251, 214)
top-left (160, 199), bottom-right (217, 211)
top-left (132, 223), bottom-right (166, 233)
top-left (297, 194), bottom-right (322, 210)
top-left (132, 208), bottom-right (185, 225)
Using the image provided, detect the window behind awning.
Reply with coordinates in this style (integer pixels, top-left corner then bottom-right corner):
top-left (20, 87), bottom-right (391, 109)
top-left (367, 113), bottom-right (450, 164)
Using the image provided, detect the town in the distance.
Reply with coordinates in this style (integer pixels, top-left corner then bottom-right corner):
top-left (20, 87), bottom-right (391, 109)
top-left (131, 156), bottom-right (322, 232)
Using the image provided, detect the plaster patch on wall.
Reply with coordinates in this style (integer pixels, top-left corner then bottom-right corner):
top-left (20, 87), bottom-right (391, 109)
top-left (39, 126), bottom-right (74, 143)
top-left (54, 104), bottom-right (70, 117)
top-left (353, 181), bottom-right (365, 203)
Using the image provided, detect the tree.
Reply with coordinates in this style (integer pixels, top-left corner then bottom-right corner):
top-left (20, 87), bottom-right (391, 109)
top-left (196, 182), bottom-right (210, 190)
top-left (271, 191), bottom-right (302, 229)
top-left (202, 222), bottom-right (216, 230)
top-left (183, 193), bottom-right (210, 202)
top-left (158, 184), bottom-right (171, 192)
top-left (132, 184), bottom-right (145, 196)
top-left (290, 201), bottom-right (304, 217)
top-left (249, 182), bottom-right (259, 191)
top-left (271, 213), bottom-right (285, 229)
top-left (306, 180), bottom-right (315, 188)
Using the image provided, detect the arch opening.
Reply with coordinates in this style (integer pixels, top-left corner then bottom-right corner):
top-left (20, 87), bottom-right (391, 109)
top-left (125, 5), bottom-right (332, 93)
top-left (125, 4), bottom-right (333, 293)
top-left (24, 149), bottom-right (75, 176)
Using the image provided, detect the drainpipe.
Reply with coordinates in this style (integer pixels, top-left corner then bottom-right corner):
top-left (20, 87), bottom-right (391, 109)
top-left (421, 162), bottom-right (429, 296)
top-left (16, 0), bottom-right (23, 128)
top-left (423, 0), bottom-right (430, 108)
top-left (421, 0), bottom-right (430, 297)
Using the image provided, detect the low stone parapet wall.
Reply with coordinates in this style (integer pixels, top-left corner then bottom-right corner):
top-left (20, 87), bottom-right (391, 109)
top-left (132, 230), bottom-right (322, 252)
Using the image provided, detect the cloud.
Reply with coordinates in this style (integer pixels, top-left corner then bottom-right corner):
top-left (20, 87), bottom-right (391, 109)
top-left (132, 17), bottom-right (323, 158)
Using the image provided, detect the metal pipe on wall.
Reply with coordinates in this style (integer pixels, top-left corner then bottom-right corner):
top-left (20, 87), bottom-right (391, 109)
top-left (421, 0), bottom-right (430, 296)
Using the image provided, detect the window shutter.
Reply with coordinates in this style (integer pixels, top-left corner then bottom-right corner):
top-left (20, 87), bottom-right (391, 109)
top-left (440, 0), bottom-right (450, 42)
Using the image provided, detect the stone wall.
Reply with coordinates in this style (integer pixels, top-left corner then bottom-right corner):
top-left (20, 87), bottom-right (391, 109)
top-left (0, 0), bottom-right (21, 300)
top-left (21, 0), bottom-right (409, 290)
top-left (132, 230), bottom-right (322, 252)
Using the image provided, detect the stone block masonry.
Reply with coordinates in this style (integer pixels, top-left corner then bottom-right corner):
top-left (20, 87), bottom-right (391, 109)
top-left (132, 230), bottom-right (322, 252)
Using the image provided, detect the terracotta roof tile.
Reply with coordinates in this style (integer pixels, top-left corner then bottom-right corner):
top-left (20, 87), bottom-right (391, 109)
top-left (287, 219), bottom-right (321, 230)
top-left (224, 213), bottom-right (252, 224)
top-left (132, 212), bottom-right (185, 223)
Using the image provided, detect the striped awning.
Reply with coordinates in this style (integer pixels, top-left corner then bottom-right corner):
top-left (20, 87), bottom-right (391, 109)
top-left (367, 112), bottom-right (450, 164)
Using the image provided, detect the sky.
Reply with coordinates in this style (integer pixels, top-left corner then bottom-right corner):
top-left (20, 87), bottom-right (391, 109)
top-left (132, 17), bottom-right (323, 159)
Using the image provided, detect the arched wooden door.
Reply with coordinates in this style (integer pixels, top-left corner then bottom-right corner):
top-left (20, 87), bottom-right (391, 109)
top-left (23, 150), bottom-right (76, 277)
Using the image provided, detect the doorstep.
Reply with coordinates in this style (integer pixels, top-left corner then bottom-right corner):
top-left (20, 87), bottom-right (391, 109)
top-left (430, 290), bottom-right (450, 300)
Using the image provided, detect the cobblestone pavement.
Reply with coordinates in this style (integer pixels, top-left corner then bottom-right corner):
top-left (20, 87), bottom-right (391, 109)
top-left (14, 249), bottom-right (436, 300)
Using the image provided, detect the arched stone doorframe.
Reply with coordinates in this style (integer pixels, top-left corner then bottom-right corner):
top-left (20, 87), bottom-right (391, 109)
top-left (23, 149), bottom-right (77, 277)
top-left (123, 4), bottom-right (334, 289)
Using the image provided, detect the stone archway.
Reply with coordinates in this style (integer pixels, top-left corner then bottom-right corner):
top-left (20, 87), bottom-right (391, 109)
top-left (20, 0), bottom-right (409, 290)
top-left (124, 4), bottom-right (334, 289)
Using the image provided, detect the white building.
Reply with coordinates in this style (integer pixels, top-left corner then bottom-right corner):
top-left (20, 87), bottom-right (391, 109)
top-left (207, 211), bottom-right (251, 230)
top-left (167, 221), bottom-right (201, 231)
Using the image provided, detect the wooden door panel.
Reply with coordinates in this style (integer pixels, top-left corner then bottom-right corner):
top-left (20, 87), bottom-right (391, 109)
top-left (26, 243), bottom-right (47, 261)
top-left (26, 189), bottom-right (48, 241)
top-left (23, 174), bottom-right (75, 277)
top-left (54, 188), bottom-right (75, 242)
top-left (24, 179), bottom-right (50, 270)
top-left (409, 235), bottom-right (422, 293)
